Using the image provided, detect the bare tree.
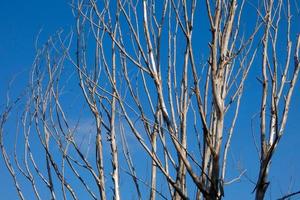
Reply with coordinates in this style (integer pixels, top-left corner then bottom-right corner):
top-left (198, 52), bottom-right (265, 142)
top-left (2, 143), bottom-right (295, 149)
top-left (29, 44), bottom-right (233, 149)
top-left (254, 0), bottom-right (300, 199)
top-left (0, 0), bottom-right (299, 200)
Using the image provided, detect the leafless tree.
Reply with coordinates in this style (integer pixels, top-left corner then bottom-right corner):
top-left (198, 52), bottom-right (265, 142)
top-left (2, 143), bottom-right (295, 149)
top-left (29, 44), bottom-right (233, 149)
top-left (0, 0), bottom-right (299, 200)
top-left (254, 0), bottom-right (300, 199)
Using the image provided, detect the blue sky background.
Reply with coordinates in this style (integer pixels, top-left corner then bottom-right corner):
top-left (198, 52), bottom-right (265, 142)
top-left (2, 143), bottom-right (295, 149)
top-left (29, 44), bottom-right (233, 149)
top-left (0, 1), bottom-right (73, 199)
top-left (1, 1), bottom-right (300, 200)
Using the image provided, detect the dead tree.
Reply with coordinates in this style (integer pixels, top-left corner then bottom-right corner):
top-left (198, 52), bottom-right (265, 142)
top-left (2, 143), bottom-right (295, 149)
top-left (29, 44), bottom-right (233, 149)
top-left (254, 0), bottom-right (300, 199)
top-left (0, 0), bottom-right (299, 200)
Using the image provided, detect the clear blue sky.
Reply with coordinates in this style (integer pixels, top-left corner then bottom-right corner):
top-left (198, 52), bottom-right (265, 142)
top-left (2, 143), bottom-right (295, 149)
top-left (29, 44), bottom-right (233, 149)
top-left (1, 1), bottom-right (300, 200)
top-left (0, 1), bottom-right (73, 199)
